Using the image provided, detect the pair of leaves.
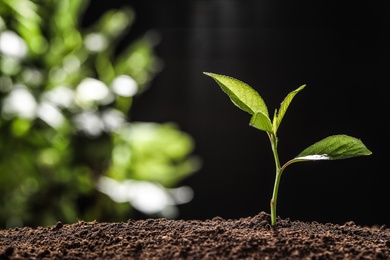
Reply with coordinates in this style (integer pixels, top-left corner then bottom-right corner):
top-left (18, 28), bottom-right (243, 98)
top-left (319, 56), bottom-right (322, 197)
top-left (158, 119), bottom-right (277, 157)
top-left (203, 72), bottom-right (304, 134)
top-left (204, 72), bottom-right (372, 162)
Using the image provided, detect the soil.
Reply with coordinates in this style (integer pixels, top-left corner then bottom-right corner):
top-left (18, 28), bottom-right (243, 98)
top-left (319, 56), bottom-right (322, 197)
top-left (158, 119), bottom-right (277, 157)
top-left (0, 212), bottom-right (389, 259)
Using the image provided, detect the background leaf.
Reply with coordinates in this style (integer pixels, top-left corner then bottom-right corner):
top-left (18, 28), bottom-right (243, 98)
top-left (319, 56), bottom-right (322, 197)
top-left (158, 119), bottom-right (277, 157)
top-left (204, 72), bottom-right (269, 117)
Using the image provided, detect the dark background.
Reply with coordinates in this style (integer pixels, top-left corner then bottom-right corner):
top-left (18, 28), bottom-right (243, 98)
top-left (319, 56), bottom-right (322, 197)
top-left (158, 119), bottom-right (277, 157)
top-left (85, 1), bottom-right (390, 227)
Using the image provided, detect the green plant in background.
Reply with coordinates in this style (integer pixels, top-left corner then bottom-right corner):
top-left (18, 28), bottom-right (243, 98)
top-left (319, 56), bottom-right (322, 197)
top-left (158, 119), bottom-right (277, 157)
top-left (0, 0), bottom-right (200, 228)
top-left (204, 72), bottom-right (372, 226)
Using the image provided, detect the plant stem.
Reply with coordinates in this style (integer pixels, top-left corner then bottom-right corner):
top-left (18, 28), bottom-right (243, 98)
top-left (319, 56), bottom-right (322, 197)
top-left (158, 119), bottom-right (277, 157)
top-left (268, 132), bottom-right (282, 226)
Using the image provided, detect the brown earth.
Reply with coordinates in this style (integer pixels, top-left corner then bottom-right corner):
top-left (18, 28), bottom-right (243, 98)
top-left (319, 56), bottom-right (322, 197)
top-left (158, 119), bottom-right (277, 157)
top-left (0, 212), bottom-right (389, 259)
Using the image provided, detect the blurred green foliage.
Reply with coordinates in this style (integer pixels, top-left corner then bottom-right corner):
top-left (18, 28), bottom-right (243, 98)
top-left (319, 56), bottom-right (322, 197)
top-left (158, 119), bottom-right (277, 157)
top-left (0, 0), bottom-right (199, 228)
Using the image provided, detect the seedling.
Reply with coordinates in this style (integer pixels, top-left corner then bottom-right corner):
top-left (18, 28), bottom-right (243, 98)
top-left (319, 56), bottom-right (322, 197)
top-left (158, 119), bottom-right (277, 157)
top-left (204, 72), bottom-right (372, 226)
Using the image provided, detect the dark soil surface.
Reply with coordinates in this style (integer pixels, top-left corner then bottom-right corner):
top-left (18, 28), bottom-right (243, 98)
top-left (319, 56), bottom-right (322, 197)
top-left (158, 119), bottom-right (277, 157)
top-left (0, 212), bottom-right (389, 259)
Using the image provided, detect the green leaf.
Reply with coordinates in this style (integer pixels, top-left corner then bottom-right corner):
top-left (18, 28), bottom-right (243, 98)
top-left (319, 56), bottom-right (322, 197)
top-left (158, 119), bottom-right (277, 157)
top-left (250, 111), bottom-right (273, 132)
top-left (295, 134), bottom-right (372, 161)
top-left (204, 72), bottom-right (269, 117)
top-left (274, 84), bottom-right (306, 133)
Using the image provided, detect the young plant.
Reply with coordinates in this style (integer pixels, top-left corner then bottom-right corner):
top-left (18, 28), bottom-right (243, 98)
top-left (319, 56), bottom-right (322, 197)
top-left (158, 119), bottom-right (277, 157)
top-left (204, 72), bottom-right (372, 226)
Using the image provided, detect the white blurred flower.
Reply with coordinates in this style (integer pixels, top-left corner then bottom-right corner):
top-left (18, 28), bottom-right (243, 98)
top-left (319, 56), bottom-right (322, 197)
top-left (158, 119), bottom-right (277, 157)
top-left (101, 108), bottom-right (126, 132)
top-left (2, 85), bottom-right (37, 119)
top-left (84, 33), bottom-right (107, 52)
top-left (42, 86), bottom-right (74, 108)
top-left (0, 31), bottom-right (28, 59)
top-left (37, 102), bottom-right (64, 128)
top-left (111, 75), bottom-right (138, 97)
top-left (73, 111), bottom-right (105, 137)
top-left (97, 176), bottom-right (194, 218)
top-left (75, 78), bottom-right (113, 107)
top-left (74, 108), bottom-right (127, 137)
